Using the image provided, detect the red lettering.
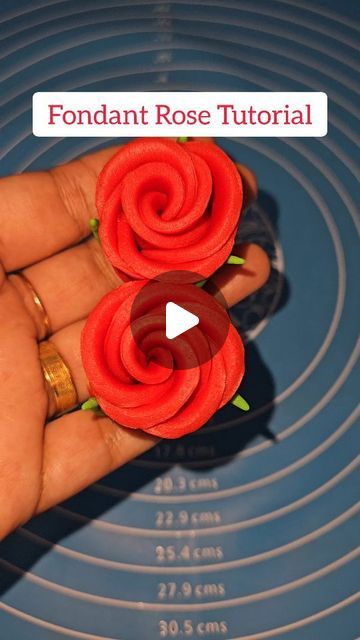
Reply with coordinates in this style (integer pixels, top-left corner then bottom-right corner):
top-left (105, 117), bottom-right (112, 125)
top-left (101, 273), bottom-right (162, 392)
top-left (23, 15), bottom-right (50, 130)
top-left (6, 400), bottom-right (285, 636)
top-left (156, 104), bottom-right (172, 124)
top-left (48, 104), bottom-right (63, 125)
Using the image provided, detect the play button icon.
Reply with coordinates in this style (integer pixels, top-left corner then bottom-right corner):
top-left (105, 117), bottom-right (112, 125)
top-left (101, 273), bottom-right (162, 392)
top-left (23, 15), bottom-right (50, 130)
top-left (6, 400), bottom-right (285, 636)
top-left (130, 270), bottom-right (230, 370)
top-left (166, 302), bottom-right (199, 340)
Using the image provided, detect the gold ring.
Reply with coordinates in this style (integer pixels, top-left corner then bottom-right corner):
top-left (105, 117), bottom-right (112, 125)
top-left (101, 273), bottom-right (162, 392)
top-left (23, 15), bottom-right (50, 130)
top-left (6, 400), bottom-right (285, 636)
top-left (39, 341), bottom-right (78, 416)
top-left (13, 272), bottom-right (51, 338)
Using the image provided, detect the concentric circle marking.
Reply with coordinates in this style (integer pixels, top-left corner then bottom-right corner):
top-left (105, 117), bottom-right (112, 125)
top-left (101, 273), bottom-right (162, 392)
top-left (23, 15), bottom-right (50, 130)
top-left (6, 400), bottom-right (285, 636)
top-left (14, 449), bottom-right (358, 576)
top-left (0, 2), bottom-right (359, 639)
top-left (1, 593), bottom-right (357, 640)
top-left (0, 547), bottom-right (358, 610)
top-left (56, 452), bottom-right (360, 546)
top-left (92, 402), bottom-right (360, 503)
top-left (19, 499), bottom-right (360, 566)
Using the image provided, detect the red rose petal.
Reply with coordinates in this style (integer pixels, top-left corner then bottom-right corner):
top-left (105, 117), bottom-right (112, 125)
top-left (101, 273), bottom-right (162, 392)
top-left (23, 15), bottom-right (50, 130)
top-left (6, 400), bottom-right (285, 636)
top-left (97, 138), bottom-right (243, 281)
top-left (81, 281), bottom-right (245, 438)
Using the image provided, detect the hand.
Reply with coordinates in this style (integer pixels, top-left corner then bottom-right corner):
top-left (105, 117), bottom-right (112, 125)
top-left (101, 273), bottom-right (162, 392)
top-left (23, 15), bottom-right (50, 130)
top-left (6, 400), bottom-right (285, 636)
top-left (0, 140), bottom-right (270, 540)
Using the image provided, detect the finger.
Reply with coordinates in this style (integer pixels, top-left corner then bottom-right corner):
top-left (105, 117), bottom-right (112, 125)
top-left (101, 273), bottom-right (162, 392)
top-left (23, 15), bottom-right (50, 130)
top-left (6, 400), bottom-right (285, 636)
top-left (0, 145), bottom-right (120, 272)
top-left (4, 137), bottom-right (257, 335)
top-left (0, 137), bottom-right (209, 272)
top-left (204, 243), bottom-right (271, 308)
top-left (0, 138), bottom-right (256, 273)
top-left (7, 180), bottom-right (261, 336)
top-left (236, 163), bottom-right (258, 211)
top-left (4, 157), bottom-right (259, 339)
top-left (36, 411), bottom-right (158, 514)
top-left (8, 237), bottom-right (121, 337)
top-left (36, 250), bottom-right (269, 512)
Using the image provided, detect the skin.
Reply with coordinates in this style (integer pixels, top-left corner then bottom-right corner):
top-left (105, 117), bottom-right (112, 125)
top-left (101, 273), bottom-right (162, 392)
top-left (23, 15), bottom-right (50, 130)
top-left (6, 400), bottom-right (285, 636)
top-left (0, 138), bottom-right (270, 541)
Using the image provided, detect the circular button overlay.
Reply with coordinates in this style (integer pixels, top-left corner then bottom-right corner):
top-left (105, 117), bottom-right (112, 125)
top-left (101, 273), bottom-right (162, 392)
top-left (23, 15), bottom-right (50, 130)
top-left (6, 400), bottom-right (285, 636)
top-left (130, 270), bottom-right (230, 371)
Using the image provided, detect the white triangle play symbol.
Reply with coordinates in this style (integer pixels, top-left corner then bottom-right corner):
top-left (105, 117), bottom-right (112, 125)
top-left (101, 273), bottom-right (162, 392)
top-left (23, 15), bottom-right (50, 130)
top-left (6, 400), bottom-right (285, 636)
top-left (166, 302), bottom-right (199, 340)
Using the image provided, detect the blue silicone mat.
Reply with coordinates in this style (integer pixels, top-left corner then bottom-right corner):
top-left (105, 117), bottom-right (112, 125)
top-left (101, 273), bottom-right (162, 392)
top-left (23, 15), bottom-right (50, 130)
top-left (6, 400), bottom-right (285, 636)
top-left (0, 1), bottom-right (359, 639)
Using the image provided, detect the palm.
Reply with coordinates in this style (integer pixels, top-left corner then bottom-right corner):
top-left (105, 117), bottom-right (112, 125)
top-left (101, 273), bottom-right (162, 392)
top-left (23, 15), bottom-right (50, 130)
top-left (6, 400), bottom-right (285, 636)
top-left (0, 144), bottom-right (164, 540)
top-left (0, 141), bottom-right (269, 540)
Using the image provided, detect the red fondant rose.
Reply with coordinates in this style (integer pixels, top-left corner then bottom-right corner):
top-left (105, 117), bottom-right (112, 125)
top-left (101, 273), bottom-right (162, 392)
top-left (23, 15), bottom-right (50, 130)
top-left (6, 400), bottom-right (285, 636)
top-left (96, 138), bottom-right (243, 282)
top-left (81, 281), bottom-right (245, 439)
